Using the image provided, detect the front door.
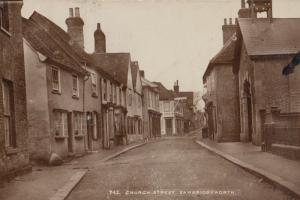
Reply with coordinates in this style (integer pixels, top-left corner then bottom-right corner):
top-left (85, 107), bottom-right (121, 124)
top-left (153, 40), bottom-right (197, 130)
top-left (165, 118), bottom-right (173, 135)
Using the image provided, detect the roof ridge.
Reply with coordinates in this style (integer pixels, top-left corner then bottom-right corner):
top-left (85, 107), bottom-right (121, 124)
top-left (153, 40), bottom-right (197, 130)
top-left (29, 12), bottom-right (85, 71)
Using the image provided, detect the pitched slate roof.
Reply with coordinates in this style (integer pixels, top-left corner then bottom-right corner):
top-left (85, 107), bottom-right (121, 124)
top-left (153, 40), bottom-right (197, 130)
top-left (203, 33), bottom-right (237, 82)
top-left (153, 82), bottom-right (174, 101)
top-left (22, 17), bottom-right (86, 75)
top-left (90, 53), bottom-right (131, 86)
top-left (238, 18), bottom-right (300, 56)
top-left (131, 61), bottom-right (139, 89)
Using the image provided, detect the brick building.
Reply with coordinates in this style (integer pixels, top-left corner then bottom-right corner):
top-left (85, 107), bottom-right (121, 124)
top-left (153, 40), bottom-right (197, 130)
top-left (202, 30), bottom-right (240, 142)
top-left (234, 0), bottom-right (300, 147)
top-left (203, 0), bottom-right (300, 157)
top-left (0, 0), bottom-right (30, 179)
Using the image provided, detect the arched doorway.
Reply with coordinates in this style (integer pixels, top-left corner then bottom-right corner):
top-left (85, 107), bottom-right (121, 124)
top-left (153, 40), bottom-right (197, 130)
top-left (244, 80), bottom-right (252, 142)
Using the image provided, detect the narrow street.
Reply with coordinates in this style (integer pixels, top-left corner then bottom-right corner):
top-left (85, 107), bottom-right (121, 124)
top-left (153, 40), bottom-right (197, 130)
top-left (67, 136), bottom-right (292, 200)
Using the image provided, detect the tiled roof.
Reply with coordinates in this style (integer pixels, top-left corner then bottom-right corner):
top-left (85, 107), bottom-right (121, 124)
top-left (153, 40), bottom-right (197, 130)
top-left (22, 17), bottom-right (86, 75)
top-left (28, 11), bottom-right (118, 82)
top-left (203, 33), bottom-right (237, 82)
top-left (90, 53), bottom-right (131, 86)
top-left (238, 18), bottom-right (300, 56)
top-left (153, 82), bottom-right (174, 101)
top-left (29, 12), bottom-right (83, 62)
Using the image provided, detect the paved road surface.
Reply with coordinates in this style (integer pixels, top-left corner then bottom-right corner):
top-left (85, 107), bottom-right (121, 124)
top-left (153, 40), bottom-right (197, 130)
top-left (67, 137), bottom-right (293, 200)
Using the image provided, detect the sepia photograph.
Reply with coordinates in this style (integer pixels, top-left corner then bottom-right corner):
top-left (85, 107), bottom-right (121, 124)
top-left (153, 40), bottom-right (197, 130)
top-left (0, 0), bottom-right (300, 199)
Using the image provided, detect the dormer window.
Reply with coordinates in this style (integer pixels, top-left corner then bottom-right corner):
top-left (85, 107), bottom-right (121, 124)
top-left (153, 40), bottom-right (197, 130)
top-left (0, 1), bottom-right (9, 31)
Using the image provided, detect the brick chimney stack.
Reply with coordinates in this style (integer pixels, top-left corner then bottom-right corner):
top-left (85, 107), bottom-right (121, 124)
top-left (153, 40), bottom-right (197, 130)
top-left (65, 7), bottom-right (85, 49)
top-left (94, 23), bottom-right (106, 53)
top-left (222, 18), bottom-right (237, 45)
top-left (174, 80), bottom-right (179, 93)
top-left (238, 0), bottom-right (251, 18)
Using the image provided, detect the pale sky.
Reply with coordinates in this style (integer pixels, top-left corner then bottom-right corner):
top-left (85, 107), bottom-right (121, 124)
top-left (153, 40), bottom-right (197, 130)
top-left (21, 0), bottom-right (300, 93)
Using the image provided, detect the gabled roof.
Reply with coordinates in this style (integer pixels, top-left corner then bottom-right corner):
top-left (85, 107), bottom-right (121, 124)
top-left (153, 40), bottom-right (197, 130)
top-left (29, 11), bottom-right (119, 82)
top-left (238, 18), bottom-right (300, 56)
top-left (153, 82), bottom-right (174, 101)
top-left (22, 17), bottom-right (86, 75)
top-left (203, 33), bottom-right (237, 82)
top-left (29, 12), bottom-right (83, 62)
top-left (90, 53), bottom-right (131, 86)
top-left (131, 61), bottom-right (139, 89)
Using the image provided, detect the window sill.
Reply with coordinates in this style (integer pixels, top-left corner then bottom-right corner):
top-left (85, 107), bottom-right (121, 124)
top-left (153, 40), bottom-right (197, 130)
top-left (72, 95), bottom-right (79, 100)
top-left (74, 135), bottom-right (85, 140)
top-left (5, 147), bottom-right (20, 155)
top-left (52, 90), bottom-right (61, 95)
top-left (54, 136), bottom-right (67, 140)
top-left (0, 27), bottom-right (11, 37)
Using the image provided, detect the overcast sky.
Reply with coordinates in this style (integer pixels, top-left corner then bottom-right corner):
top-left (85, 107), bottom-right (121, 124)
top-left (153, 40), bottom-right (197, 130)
top-left (22, 0), bottom-right (300, 93)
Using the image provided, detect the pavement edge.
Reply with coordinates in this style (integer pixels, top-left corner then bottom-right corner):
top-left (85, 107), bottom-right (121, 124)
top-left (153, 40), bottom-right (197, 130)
top-left (195, 140), bottom-right (300, 199)
top-left (49, 170), bottom-right (87, 200)
top-left (102, 142), bottom-right (147, 162)
top-left (48, 142), bottom-right (147, 200)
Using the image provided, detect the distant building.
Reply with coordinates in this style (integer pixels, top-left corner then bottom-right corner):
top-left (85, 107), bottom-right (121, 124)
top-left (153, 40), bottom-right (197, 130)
top-left (0, 0), bottom-right (30, 179)
top-left (155, 82), bottom-right (184, 136)
top-left (141, 72), bottom-right (161, 139)
top-left (173, 81), bottom-right (195, 133)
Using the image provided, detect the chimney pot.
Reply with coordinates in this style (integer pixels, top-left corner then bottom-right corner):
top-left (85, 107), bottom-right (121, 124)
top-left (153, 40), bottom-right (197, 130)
top-left (229, 18), bottom-right (232, 24)
top-left (97, 23), bottom-right (100, 30)
top-left (224, 18), bottom-right (227, 25)
top-left (69, 8), bottom-right (74, 17)
top-left (75, 7), bottom-right (80, 17)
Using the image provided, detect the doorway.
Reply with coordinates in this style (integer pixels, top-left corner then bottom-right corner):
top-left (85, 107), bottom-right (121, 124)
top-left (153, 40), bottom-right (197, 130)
top-left (165, 118), bottom-right (173, 135)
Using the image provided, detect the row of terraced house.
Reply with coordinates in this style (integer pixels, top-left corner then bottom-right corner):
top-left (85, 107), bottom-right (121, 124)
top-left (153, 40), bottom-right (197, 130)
top-left (0, 0), bottom-right (197, 179)
top-left (203, 0), bottom-right (300, 160)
